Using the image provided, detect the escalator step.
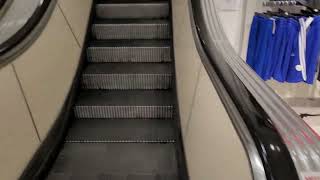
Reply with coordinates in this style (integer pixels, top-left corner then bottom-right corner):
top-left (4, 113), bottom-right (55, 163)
top-left (47, 143), bottom-right (178, 180)
top-left (96, 1), bottom-right (169, 19)
top-left (74, 90), bottom-right (173, 118)
top-left (87, 40), bottom-right (171, 63)
top-left (81, 63), bottom-right (173, 90)
top-left (93, 19), bottom-right (170, 40)
top-left (66, 118), bottom-right (175, 142)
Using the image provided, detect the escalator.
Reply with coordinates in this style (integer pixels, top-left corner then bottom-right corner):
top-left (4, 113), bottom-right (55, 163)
top-left (46, 0), bottom-right (186, 179)
top-left (0, 0), bottom-right (318, 179)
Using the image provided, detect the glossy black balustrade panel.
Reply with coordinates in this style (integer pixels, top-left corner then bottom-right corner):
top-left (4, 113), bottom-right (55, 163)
top-left (189, 0), bottom-right (320, 179)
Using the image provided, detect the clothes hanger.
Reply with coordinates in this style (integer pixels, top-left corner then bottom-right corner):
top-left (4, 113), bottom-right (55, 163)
top-left (255, 12), bottom-right (272, 18)
top-left (296, 0), bottom-right (320, 15)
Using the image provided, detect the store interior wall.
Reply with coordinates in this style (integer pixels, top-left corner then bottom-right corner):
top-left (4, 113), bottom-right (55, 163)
top-left (0, 1), bottom-right (92, 179)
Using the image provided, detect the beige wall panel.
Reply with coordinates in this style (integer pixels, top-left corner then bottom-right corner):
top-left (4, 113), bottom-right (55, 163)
top-left (13, 6), bottom-right (81, 140)
top-left (58, 0), bottom-right (93, 46)
top-left (0, 65), bottom-right (39, 180)
top-left (185, 66), bottom-right (252, 180)
top-left (172, 0), bottom-right (202, 136)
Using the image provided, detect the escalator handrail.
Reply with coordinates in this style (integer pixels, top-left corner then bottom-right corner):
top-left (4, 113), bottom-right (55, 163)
top-left (0, 0), bottom-right (7, 9)
top-left (0, 0), bottom-right (12, 19)
top-left (189, 0), bottom-right (320, 180)
top-left (0, 0), bottom-right (56, 67)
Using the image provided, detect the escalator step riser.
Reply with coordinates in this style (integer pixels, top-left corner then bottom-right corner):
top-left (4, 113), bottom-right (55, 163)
top-left (96, 3), bottom-right (169, 19)
top-left (92, 23), bottom-right (170, 40)
top-left (87, 47), bottom-right (171, 63)
top-left (74, 106), bottom-right (174, 119)
top-left (82, 74), bottom-right (173, 90)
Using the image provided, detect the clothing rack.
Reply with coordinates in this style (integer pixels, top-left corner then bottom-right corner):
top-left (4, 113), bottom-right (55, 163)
top-left (262, 0), bottom-right (311, 14)
top-left (263, 1), bottom-right (298, 7)
top-left (263, 0), bottom-right (318, 10)
top-left (247, 1), bottom-right (320, 84)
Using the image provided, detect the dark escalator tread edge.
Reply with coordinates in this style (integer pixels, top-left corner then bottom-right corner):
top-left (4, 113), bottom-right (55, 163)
top-left (96, 1), bottom-right (169, 6)
top-left (84, 63), bottom-right (172, 75)
top-left (98, 0), bottom-right (169, 3)
top-left (47, 143), bottom-right (178, 180)
top-left (47, 174), bottom-right (178, 180)
top-left (96, 2), bottom-right (169, 19)
top-left (66, 118), bottom-right (176, 142)
top-left (89, 40), bottom-right (171, 47)
top-left (94, 18), bottom-right (170, 24)
top-left (76, 90), bottom-right (173, 106)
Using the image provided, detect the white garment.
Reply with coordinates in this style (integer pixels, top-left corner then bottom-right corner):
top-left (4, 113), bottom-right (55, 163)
top-left (298, 17), bottom-right (314, 81)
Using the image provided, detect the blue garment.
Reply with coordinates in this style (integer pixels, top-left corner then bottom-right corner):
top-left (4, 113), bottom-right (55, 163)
top-left (247, 15), bottom-right (262, 67)
top-left (253, 16), bottom-right (275, 80)
top-left (272, 18), bottom-right (289, 82)
top-left (284, 18), bottom-right (302, 83)
top-left (247, 14), bottom-right (320, 84)
top-left (270, 17), bottom-right (288, 80)
top-left (305, 16), bottom-right (320, 84)
top-left (286, 20), bottom-right (303, 83)
top-left (263, 18), bottom-right (276, 80)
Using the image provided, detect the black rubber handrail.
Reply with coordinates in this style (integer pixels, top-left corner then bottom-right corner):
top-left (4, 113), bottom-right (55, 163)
top-left (0, 0), bottom-right (6, 9)
top-left (189, 0), bottom-right (320, 180)
top-left (0, 0), bottom-right (52, 55)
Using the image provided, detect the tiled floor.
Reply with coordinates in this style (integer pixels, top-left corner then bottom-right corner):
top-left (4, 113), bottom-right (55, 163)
top-left (286, 98), bottom-right (320, 136)
top-left (291, 107), bottom-right (320, 136)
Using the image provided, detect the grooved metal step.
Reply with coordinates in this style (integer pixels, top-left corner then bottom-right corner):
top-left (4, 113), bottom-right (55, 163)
top-left (74, 90), bottom-right (173, 118)
top-left (96, 2), bottom-right (169, 19)
top-left (65, 118), bottom-right (175, 143)
top-left (47, 143), bottom-right (178, 180)
top-left (87, 40), bottom-right (171, 63)
top-left (82, 63), bottom-right (173, 90)
top-left (93, 19), bottom-right (171, 40)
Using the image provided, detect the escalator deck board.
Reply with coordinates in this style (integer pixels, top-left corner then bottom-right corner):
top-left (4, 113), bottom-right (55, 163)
top-left (47, 143), bottom-right (179, 180)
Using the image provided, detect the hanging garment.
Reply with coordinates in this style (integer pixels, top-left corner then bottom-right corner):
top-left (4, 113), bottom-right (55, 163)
top-left (263, 17), bottom-right (276, 80)
top-left (272, 17), bottom-right (290, 82)
top-left (269, 17), bottom-right (287, 78)
top-left (299, 17), bottom-right (314, 82)
top-left (305, 16), bottom-right (320, 84)
top-left (247, 15), bottom-right (262, 67)
top-left (286, 18), bottom-right (303, 83)
top-left (252, 15), bottom-right (275, 80)
top-left (246, 14), bottom-right (320, 84)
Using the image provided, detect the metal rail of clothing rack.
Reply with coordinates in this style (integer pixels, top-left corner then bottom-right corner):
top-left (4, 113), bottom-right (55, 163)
top-left (263, 0), bottom-right (319, 9)
top-left (262, 0), bottom-right (320, 14)
top-left (263, 1), bottom-right (299, 7)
